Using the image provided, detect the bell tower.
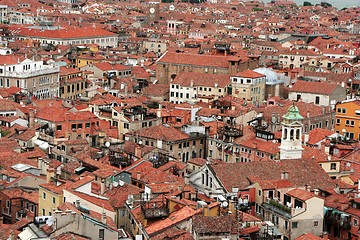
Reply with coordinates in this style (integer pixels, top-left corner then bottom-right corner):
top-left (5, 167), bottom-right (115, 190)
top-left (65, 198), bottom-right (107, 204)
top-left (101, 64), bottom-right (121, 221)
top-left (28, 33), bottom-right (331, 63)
top-left (279, 103), bottom-right (304, 160)
top-left (148, 1), bottom-right (160, 23)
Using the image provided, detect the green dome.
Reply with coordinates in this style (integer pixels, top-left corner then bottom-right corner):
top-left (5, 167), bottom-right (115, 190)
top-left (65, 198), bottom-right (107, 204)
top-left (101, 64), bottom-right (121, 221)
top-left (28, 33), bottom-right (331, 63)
top-left (282, 104), bottom-right (303, 122)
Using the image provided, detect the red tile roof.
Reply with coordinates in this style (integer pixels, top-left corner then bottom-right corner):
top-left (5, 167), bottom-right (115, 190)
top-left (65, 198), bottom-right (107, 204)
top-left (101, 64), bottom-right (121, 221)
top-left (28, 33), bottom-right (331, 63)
top-left (289, 80), bottom-right (342, 95)
top-left (10, 25), bottom-right (116, 39)
top-left (234, 69), bottom-right (265, 78)
top-left (146, 206), bottom-right (201, 236)
top-left (158, 52), bottom-right (231, 69)
top-left (209, 159), bottom-right (335, 192)
top-left (286, 188), bottom-right (315, 201)
top-left (129, 125), bottom-right (190, 142)
top-left (173, 72), bottom-right (230, 88)
top-left (295, 233), bottom-right (323, 240)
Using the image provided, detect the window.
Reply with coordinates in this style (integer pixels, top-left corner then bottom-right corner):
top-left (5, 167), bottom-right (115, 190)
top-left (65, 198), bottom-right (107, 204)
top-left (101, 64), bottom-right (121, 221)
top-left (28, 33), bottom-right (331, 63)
top-left (99, 229), bottom-right (104, 240)
top-left (292, 222), bottom-right (298, 228)
top-left (354, 219), bottom-right (358, 226)
top-left (71, 124), bottom-right (76, 129)
top-left (43, 192), bottom-right (46, 199)
top-left (56, 125), bottom-right (62, 131)
top-left (124, 123), bottom-right (129, 129)
top-left (342, 108), bottom-right (346, 114)
top-left (77, 123), bottom-right (82, 129)
top-left (258, 190), bottom-right (261, 196)
top-left (315, 96), bottom-right (320, 105)
top-left (330, 163), bottom-right (336, 170)
top-left (6, 200), bottom-right (10, 208)
top-left (85, 123), bottom-right (90, 128)
top-left (314, 220), bottom-right (318, 226)
top-left (52, 197), bottom-right (56, 204)
top-left (336, 118), bottom-right (340, 125)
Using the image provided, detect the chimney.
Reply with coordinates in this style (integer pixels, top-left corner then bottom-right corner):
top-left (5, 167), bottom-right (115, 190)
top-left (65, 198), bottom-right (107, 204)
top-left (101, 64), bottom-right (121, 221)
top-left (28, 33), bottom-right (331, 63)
top-left (9, 230), bottom-right (15, 240)
top-left (124, 84), bottom-right (128, 95)
top-left (75, 200), bottom-right (80, 209)
top-left (100, 178), bottom-right (105, 195)
top-left (29, 109), bottom-right (35, 128)
top-left (135, 145), bottom-right (142, 159)
top-left (190, 80), bottom-right (194, 87)
top-left (304, 133), bottom-right (309, 144)
top-left (281, 172), bottom-right (289, 180)
top-left (314, 189), bottom-right (319, 196)
top-left (46, 168), bottom-right (55, 183)
top-left (136, 171), bottom-right (141, 180)
top-left (101, 211), bottom-right (107, 224)
top-left (322, 106), bottom-right (325, 115)
top-left (157, 104), bottom-right (162, 118)
top-left (307, 111), bottom-right (310, 118)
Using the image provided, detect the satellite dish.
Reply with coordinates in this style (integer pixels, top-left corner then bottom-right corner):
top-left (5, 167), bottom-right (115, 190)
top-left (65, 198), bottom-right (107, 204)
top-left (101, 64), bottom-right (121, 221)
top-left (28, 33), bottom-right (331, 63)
top-left (113, 182), bottom-right (119, 187)
top-left (138, 140), bottom-right (142, 145)
top-left (222, 201), bottom-right (228, 208)
top-left (105, 142), bottom-right (110, 147)
top-left (169, 5), bottom-right (175, 11)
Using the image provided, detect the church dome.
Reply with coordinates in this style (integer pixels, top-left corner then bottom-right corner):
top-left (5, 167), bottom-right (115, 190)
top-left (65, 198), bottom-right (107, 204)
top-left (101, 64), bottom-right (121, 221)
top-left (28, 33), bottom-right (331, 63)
top-left (254, 68), bottom-right (280, 85)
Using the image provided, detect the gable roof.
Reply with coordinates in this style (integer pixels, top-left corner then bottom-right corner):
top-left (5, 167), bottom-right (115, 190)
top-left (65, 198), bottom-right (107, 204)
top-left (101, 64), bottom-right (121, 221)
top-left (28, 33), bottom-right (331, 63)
top-left (289, 80), bottom-right (341, 95)
top-left (157, 52), bottom-right (231, 69)
top-left (208, 159), bottom-right (335, 193)
top-left (172, 72), bottom-right (230, 88)
top-left (129, 125), bottom-right (190, 142)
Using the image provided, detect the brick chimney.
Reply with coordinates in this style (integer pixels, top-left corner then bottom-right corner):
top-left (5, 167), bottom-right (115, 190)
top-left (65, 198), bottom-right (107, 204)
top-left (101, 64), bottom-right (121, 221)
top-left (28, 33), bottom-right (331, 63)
top-left (135, 145), bottom-right (142, 159)
top-left (29, 109), bottom-right (35, 128)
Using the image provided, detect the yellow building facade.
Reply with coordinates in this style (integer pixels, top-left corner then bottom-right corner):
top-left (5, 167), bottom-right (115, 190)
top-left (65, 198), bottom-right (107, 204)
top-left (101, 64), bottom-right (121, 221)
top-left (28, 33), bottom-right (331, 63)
top-left (38, 181), bottom-right (67, 216)
top-left (335, 100), bottom-right (360, 140)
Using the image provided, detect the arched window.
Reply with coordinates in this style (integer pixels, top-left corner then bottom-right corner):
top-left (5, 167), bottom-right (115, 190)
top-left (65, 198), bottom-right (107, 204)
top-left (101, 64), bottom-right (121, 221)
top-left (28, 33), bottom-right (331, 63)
top-left (205, 170), bottom-right (209, 186)
top-left (284, 128), bottom-right (288, 140)
top-left (296, 129), bottom-right (300, 140)
top-left (290, 129), bottom-right (294, 140)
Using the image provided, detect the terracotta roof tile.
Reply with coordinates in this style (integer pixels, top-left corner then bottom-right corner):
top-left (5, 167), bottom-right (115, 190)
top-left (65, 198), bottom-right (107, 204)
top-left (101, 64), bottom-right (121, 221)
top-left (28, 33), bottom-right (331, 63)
top-left (289, 80), bottom-right (342, 95)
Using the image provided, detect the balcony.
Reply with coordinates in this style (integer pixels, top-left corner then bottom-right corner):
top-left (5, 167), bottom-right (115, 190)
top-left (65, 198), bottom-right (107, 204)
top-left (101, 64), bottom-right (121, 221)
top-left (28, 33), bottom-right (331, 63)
top-left (217, 124), bottom-right (243, 138)
top-left (141, 198), bottom-right (169, 219)
top-left (262, 199), bottom-right (291, 219)
top-left (324, 211), bottom-right (351, 230)
top-left (109, 154), bottom-right (131, 168)
top-left (1, 66), bottom-right (59, 79)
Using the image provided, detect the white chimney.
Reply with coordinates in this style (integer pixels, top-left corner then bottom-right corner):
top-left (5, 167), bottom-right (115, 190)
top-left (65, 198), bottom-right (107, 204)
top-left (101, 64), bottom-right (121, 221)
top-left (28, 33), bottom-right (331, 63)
top-left (101, 211), bottom-right (106, 224)
top-left (157, 104), bottom-right (162, 118)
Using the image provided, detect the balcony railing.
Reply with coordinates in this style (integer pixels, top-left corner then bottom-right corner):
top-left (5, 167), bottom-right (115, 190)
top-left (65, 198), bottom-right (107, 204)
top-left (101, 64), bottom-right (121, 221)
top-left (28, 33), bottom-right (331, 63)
top-left (262, 200), bottom-right (291, 219)
top-left (217, 124), bottom-right (243, 138)
top-left (141, 198), bottom-right (169, 219)
top-left (1, 66), bottom-right (59, 78)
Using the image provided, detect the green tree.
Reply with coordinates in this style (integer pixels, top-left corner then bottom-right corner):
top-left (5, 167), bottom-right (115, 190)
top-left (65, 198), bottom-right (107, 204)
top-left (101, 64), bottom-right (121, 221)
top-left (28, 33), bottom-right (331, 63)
top-left (320, 2), bottom-right (332, 8)
top-left (303, 1), bottom-right (312, 6)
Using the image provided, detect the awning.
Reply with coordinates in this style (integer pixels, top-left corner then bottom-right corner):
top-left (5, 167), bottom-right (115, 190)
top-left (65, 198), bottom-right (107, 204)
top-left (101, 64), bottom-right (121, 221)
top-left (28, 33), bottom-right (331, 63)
top-left (39, 142), bottom-right (49, 150)
top-left (34, 139), bottom-right (45, 146)
top-left (18, 228), bottom-right (36, 240)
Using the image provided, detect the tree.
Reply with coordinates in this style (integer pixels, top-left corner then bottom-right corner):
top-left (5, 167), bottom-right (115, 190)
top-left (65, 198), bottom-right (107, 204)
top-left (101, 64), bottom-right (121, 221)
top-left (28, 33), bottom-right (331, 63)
top-left (320, 2), bottom-right (332, 8)
top-left (303, 1), bottom-right (312, 6)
